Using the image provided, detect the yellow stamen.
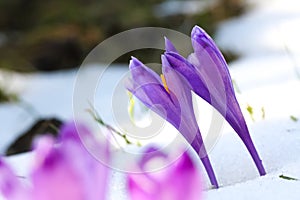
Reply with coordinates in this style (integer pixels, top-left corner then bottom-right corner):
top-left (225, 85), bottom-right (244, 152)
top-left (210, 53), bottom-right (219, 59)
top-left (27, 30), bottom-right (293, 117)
top-left (127, 91), bottom-right (135, 122)
top-left (160, 74), bottom-right (170, 93)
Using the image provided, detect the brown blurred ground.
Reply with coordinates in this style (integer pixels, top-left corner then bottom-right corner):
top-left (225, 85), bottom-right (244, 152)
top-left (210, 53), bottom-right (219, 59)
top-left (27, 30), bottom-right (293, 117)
top-left (0, 0), bottom-right (245, 72)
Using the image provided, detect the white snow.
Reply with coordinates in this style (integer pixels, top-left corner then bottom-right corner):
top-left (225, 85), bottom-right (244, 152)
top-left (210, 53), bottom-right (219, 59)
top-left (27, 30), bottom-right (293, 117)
top-left (1, 0), bottom-right (300, 199)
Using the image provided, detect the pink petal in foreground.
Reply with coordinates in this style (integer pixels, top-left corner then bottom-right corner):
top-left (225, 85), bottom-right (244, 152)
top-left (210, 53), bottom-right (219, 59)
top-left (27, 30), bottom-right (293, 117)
top-left (31, 122), bottom-right (110, 200)
top-left (128, 150), bottom-right (203, 200)
top-left (0, 122), bottom-right (110, 200)
top-left (0, 159), bottom-right (28, 200)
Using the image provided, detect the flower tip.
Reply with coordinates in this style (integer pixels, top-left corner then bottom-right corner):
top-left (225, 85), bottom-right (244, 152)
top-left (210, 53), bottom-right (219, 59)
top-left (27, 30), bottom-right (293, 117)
top-left (130, 56), bottom-right (137, 61)
top-left (129, 56), bottom-right (138, 65)
top-left (192, 25), bottom-right (204, 36)
top-left (191, 26), bottom-right (210, 43)
top-left (164, 36), bottom-right (177, 53)
top-left (164, 36), bottom-right (170, 44)
top-left (129, 57), bottom-right (143, 70)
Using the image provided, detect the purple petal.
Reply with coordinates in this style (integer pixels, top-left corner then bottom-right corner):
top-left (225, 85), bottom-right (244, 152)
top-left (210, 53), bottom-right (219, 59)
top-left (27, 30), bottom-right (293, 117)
top-left (164, 52), bottom-right (211, 104)
top-left (0, 159), bottom-right (26, 200)
top-left (31, 122), bottom-right (110, 200)
top-left (190, 26), bottom-right (232, 114)
top-left (126, 57), bottom-right (181, 127)
top-left (32, 135), bottom-right (55, 167)
top-left (191, 26), bottom-right (227, 68)
top-left (129, 57), bottom-right (162, 86)
top-left (138, 146), bottom-right (168, 171)
top-left (190, 29), bottom-right (240, 133)
top-left (128, 151), bottom-right (203, 200)
top-left (166, 51), bottom-right (227, 119)
top-left (31, 150), bottom-right (84, 200)
top-left (59, 121), bottom-right (92, 144)
top-left (128, 56), bottom-right (219, 187)
top-left (161, 55), bottom-right (200, 146)
top-left (164, 37), bottom-right (178, 53)
top-left (190, 25), bottom-right (266, 175)
top-left (128, 56), bottom-right (198, 143)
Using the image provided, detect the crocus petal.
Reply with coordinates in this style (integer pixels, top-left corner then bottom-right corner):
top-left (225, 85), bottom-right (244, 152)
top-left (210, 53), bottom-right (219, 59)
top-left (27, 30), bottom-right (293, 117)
top-left (0, 159), bottom-right (27, 200)
top-left (126, 57), bottom-right (181, 127)
top-left (137, 147), bottom-right (168, 171)
top-left (31, 149), bottom-right (84, 200)
top-left (31, 122), bottom-right (109, 200)
top-left (191, 26), bottom-right (265, 175)
top-left (190, 25), bottom-right (235, 117)
top-left (164, 37), bottom-right (178, 53)
top-left (165, 25), bottom-right (265, 176)
top-left (162, 55), bottom-right (199, 146)
top-left (60, 123), bottom-right (110, 200)
top-left (129, 57), bottom-right (162, 86)
top-left (190, 25), bottom-right (246, 131)
top-left (128, 150), bottom-right (203, 200)
top-left (0, 122), bottom-right (110, 200)
top-left (162, 55), bottom-right (219, 188)
top-left (32, 134), bottom-right (56, 168)
top-left (164, 52), bottom-right (211, 104)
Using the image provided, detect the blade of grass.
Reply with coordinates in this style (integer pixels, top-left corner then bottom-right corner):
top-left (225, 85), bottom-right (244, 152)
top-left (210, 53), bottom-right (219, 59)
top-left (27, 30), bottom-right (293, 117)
top-left (279, 174), bottom-right (298, 181)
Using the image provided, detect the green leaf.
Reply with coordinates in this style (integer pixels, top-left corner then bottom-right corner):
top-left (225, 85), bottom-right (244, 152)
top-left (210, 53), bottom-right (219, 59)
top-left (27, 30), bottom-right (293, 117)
top-left (246, 104), bottom-right (255, 121)
top-left (87, 103), bottom-right (135, 145)
top-left (290, 115), bottom-right (298, 122)
top-left (279, 174), bottom-right (298, 181)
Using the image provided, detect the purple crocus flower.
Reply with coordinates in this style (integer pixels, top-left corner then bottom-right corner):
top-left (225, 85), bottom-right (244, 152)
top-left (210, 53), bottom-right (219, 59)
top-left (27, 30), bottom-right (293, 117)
top-left (164, 25), bottom-right (266, 176)
top-left (126, 57), bottom-right (218, 188)
top-left (0, 122), bottom-right (110, 200)
top-left (127, 148), bottom-right (203, 200)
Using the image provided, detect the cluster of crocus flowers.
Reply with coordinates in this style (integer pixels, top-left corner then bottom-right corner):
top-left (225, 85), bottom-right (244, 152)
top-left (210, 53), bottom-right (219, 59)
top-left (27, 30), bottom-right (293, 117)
top-left (126, 25), bottom-right (266, 188)
top-left (0, 122), bottom-right (203, 199)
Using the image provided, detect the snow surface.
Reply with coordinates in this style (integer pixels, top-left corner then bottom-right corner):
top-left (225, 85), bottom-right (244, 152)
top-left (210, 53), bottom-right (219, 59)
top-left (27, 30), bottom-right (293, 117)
top-left (1, 0), bottom-right (300, 199)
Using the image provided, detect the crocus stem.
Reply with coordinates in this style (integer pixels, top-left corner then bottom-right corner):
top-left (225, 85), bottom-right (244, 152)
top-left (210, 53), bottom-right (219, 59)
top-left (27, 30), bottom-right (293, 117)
top-left (243, 137), bottom-right (266, 176)
top-left (226, 108), bottom-right (266, 175)
top-left (200, 155), bottom-right (219, 188)
top-left (191, 131), bottom-right (219, 188)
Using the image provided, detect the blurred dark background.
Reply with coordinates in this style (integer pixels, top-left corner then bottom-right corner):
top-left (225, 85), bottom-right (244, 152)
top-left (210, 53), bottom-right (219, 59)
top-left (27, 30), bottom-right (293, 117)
top-left (0, 0), bottom-right (245, 72)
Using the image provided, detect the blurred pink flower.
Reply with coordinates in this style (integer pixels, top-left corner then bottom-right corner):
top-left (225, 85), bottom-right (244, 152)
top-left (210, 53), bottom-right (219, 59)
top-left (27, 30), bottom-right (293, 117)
top-left (0, 122), bottom-right (110, 200)
top-left (128, 148), bottom-right (203, 200)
